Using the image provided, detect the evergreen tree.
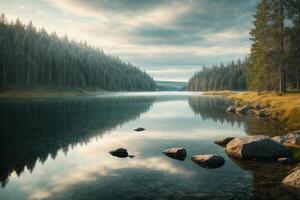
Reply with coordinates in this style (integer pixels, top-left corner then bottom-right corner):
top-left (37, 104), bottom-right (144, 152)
top-left (248, 0), bottom-right (300, 92)
top-left (0, 14), bottom-right (156, 91)
top-left (248, 0), bottom-right (276, 91)
top-left (187, 59), bottom-right (248, 91)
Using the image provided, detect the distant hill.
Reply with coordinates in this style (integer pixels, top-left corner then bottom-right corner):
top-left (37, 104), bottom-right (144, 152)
top-left (155, 81), bottom-right (187, 91)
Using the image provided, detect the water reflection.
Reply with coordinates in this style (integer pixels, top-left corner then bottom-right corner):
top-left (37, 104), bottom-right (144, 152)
top-left (0, 93), bottom-right (294, 200)
top-left (230, 158), bottom-right (298, 199)
top-left (0, 96), bottom-right (154, 187)
top-left (188, 96), bottom-right (285, 136)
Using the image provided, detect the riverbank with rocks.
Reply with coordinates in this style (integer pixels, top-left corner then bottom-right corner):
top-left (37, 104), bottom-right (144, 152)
top-left (223, 92), bottom-right (300, 131)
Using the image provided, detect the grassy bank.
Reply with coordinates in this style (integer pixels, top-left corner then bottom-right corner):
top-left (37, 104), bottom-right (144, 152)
top-left (0, 89), bottom-right (105, 98)
top-left (203, 90), bottom-right (237, 96)
top-left (227, 92), bottom-right (300, 130)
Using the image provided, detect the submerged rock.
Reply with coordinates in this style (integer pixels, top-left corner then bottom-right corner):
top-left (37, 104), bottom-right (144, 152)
top-left (214, 137), bottom-right (235, 147)
top-left (134, 127), bottom-right (145, 132)
top-left (109, 148), bottom-right (129, 158)
top-left (163, 148), bottom-right (186, 161)
top-left (226, 135), bottom-right (290, 160)
top-left (282, 168), bottom-right (300, 189)
top-left (192, 154), bottom-right (225, 169)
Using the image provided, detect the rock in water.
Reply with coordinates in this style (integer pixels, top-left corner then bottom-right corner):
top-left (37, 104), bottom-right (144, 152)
top-left (226, 135), bottom-right (290, 160)
top-left (163, 148), bottom-right (187, 161)
top-left (214, 137), bottom-right (235, 147)
top-left (109, 148), bottom-right (128, 158)
top-left (191, 154), bottom-right (225, 169)
top-left (257, 109), bottom-right (269, 117)
top-left (272, 131), bottom-right (300, 149)
top-left (282, 168), bottom-right (300, 189)
top-left (134, 127), bottom-right (145, 132)
top-left (284, 131), bottom-right (300, 148)
top-left (226, 106), bottom-right (236, 113)
top-left (236, 105), bottom-right (252, 115)
top-left (234, 100), bottom-right (240, 107)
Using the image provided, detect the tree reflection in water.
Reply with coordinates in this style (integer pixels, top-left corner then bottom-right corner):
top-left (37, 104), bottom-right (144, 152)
top-left (0, 96), bottom-right (154, 187)
top-left (188, 96), bottom-right (285, 136)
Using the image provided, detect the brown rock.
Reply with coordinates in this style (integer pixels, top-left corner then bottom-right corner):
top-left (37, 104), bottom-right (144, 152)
top-left (226, 135), bottom-right (290, 160)
top-left (282, 168), bottom-right (300, 189)
top-left (214, 137), bottom-right (235, 147)
top-left (191, 154), bottom-right (225, 169)
top-left (163, 148), bottom-right (186, 161)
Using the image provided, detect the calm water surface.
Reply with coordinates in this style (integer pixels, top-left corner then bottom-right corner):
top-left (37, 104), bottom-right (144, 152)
top-left (0, 92), bottom-right (297, 200)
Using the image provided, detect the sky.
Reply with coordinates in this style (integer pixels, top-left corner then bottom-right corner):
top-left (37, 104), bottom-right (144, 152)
top-left (0, 0), bottom-right (258, 82)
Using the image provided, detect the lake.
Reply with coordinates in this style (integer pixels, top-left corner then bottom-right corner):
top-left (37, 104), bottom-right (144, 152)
top-left (0, 92), bottom-right (297, 200)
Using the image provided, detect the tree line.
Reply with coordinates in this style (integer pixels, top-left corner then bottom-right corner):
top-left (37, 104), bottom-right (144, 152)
top-left (248, 0), bottom-right (300, 92)
top-left (188, 0), bottom-right (300, 92)
top-left (0, 14), bottom-right (156, 91)
top-left (187, 59), bottom-right (248, 91)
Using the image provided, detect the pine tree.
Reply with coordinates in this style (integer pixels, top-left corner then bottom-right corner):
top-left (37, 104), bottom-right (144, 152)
top-left (248, 0), bottom-right (276, 91)
top-left (0, 15), bottom-right (156, 91)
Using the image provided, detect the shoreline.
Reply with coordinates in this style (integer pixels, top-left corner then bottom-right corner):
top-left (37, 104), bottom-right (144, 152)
top-left (0, 90), bottom-right (106, 98)
top-left (204, 91), bottom-right (300, 131)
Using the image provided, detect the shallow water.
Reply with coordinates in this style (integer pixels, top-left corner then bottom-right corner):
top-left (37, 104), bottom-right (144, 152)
top-left (0, 92), bottom-right (298, 200)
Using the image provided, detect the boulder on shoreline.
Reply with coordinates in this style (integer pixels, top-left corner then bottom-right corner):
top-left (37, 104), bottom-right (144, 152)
top-left (226, 106), bottom-right (236, 112)
top-left (282, 168), bottom-right (300, 189)
top-left (163, 148), bottom-right (186, 161)
top-left (226, 135), bottom-right (290, 160)
top-left (192, 154), bottom-right (225, 169)
top-left (134, 127), bottom-right (145, 132)
top-left (109, 148), bottom-right (129, 158)
top-left (214, 137), bottom-right (235, 147)
top-left (253, 103), bottom-right (261, 110)
top-left (255, 109), bottom-right (269, 118)
top-left (236, 105), bottom-right (252, 115)
top-left (272, 131), bottom-right (300, 149)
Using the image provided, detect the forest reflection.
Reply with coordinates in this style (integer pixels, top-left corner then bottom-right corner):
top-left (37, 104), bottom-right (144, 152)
top-left (0, 94), bottom-right (287, 189)
top-left (0, 96), bottom-right (155, 187)
top-left (188, 96), bottom-right (285, 136)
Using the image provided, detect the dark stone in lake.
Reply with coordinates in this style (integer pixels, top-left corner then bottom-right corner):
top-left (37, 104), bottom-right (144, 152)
top-left (191, 154), bottom-right (225, 169)
top-left (134, 127), bottom-right (145, 132)
top-left (163, 148), bottom-right (186, 161)
top-left (109, 148), bottom-right (128, 158)
top-left (214, 137), bottom-right (235, 147)
top-left (226, 135), bottom-right (290, 160)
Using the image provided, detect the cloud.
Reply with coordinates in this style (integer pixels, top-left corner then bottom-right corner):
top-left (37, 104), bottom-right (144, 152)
top-left (19, 0), bottom-right (258, 81)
